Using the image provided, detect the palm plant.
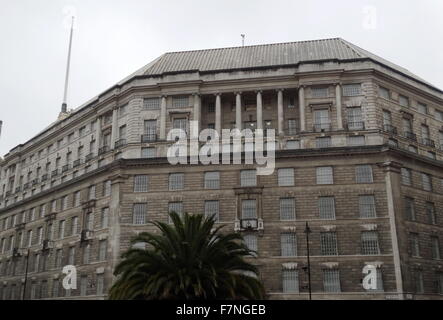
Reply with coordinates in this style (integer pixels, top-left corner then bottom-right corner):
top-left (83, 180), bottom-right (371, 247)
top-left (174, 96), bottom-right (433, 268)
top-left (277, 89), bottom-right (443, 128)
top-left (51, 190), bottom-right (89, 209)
top-left (108, 212), bottom-right (265, 300)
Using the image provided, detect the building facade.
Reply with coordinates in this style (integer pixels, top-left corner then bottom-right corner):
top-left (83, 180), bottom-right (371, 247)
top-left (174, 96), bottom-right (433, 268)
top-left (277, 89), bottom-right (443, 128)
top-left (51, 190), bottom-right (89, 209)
top-left (0, 38), bottom-right (442, 300)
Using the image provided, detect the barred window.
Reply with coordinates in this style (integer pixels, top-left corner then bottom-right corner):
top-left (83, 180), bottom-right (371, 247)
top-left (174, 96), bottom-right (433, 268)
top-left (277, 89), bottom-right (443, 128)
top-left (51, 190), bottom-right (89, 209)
top-left (378, 87), bottom-right (389, 99)
top-left (286, 140), bottom-right (300, 150)
top-left (399, 95), bottom-right (409, 107)
top-left (143, 97), bottom-right (160, 110)
top-left (204, 171), bottom-right (220, 189)
top-left (281, 233), bottom-right (297, 257)
top-left (287, 119), bottom-right (298, 135)
top-left (414, 270), bottom-right (424, 293)
top-left (172, 96), bottom-right (189, 108)
top-left (98, 240), bottom-right (107, 261)
top-left (101, 208), bottom-right (109, 228)
top-left (280, 198), bottom-right (296, 220)
top-left (244, 234), bottom-right (258, 253)
top-left (134, 175), bottom-right (149, 192)
top-left (311, 87), bottom-right (329, 98)
top-left (422, 173), bottom-right (432, 191)
top-left (431, 236), bottom-right (441, 260)
top-left (404, 197), bottom-right (416, 221)
top-left (365, 268), bottom-right (384, 292)
top-left (316, 166), bottom-right (333, 184)
top-left (355, 165), bottom-right (373, 183)
top-left (426, 202), bottom-right (436, 225)
top-left (320, 232), bottom-right (338, 255)
top-left (207, 102), bottom-right (215, 113)
top-left (347, 107), bottom-right (363, 130)
top-left (169, 173), bottom-right (184, 191)
top-left (401, 168), bottom-right (412, 185)
top-left (141, 147), bottom-right (156, 158)
top-left (361, 231), bottom-right (380, 255)
top-left (316, 136), bottom-right (331, 148)
top-left (133, 203), bottom-right (148, 225)
top-left (343, 84), bottom-right (362, 97)
top-left (359, 195), bottom-right (376, 218)
top-left (323, 269), bottom-right (341, 292)
top-left (168, 202), bottom-right (183, 223)
top-left (242, 200), bottom-right (257, 219)
top-left (278, 168), bottom-right (294, 186)
top-left (282, 269), bottom-right (299, 293)
top-left (204, 200), bottom-right (219, 221)
top-left (348, 135), bottom-right (365, 146)
top-left (410, 233), bottom-right (420, 257)
top-left (241, 170), bottom-right (257, 187)
top-left (318, 197), bottom-right (335, 220)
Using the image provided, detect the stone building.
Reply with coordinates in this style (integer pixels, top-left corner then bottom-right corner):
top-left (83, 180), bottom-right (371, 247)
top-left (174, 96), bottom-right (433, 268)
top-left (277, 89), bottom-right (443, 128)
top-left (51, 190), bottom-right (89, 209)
top-left (0, 38), bottom-right (442, 300)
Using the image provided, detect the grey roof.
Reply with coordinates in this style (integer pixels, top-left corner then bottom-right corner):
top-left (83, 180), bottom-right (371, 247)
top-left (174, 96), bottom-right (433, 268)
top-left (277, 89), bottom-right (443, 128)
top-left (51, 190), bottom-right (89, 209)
top-left (127, 37), bottom-right (436, 90)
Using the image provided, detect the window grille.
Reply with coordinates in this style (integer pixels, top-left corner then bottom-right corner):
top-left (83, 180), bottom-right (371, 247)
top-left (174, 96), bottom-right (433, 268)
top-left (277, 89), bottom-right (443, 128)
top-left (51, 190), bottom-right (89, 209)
top-left (316, 166), bottom-right (333, 184)
top-left (204, 200), bottom-right (219, 221)
top-left (241, 170), bottom-right (257, 187)
top-left (282, 269), bottom-right (299, 293)
top-left (278, 168), bottom-right (294, 186)
top-left (281, 233), bottom-right (297, 257)
top-left (355, 165), bottom-right (373, 183)
top-left (280, 198), bottom-right (296, 220)
top-left (343, 84), bottom-right (362, 97)
top-left (359, 195), bottom-right (376, 218)
top-left (361, 231), bottom-right (380, 255)
top-left (204, 172), bottom-right (220, 189)
top-left (320, 232), bottom-right (338, 255)
top-left (323, 269), bottom-right (341, 292)
top-left (169, 173), bottom-right (184, 191)
top-left (318, 197), bottom-right (336, 220)
top-left (134, 175), bottom-right (149, 192)
top-left (133, 203), bottom-right (148, 225)
top-left (143, 97), bottom-right (160, 110)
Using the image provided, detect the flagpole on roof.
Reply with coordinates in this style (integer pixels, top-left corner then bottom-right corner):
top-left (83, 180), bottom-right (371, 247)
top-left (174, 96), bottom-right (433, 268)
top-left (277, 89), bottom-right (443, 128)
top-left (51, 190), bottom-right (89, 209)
top-left (61, 16), bottom-right (75, 113)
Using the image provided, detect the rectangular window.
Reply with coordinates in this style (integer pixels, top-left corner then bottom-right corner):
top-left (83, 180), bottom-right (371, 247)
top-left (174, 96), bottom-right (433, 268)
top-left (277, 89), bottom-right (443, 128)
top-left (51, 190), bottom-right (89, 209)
top-left (98, 240), bottom-right (107, 261)
top-left (204, 200), bottom-right (219, 221)
top-left (103, 180), bottom-right (111, 197)
top-left (287, 119), bottom-right (298, 135)
top-left (355, 165), bottom-right (373, 183)
top-left (71, 216), bottom-right (78, 235)
top-left (404, 197), bottom-right (416, 221)
top-left (168, 202), bottom-right (183, 220)
top-left (313, 109), bottom-right (331, 131)
top-left (320, 232), bottom-right (338, 255)
top-left (278, 168), bottom-right (294, 186)
top-left (62, 195), bottom-right (68, 211)
top-left (316, 166), bottom-right (333, 185)
top-left (311, 87), bottom-right (329, 98)
top-left (143, 97), bottom-right (160, 110)
top-left (359, 195), bottom-right (376, 218)
top-left (281, 233), bottom-right (297, 257)
top-left (316, 136), bottom-right (332, 148)
top-left (347, 107), bottom-right (363, 130)
top-left (133, 203), bottom-right (148, 225)
top-left (343, 84), bottom-right (362, 97)
top-left (134, 175), bottom-right (149, 192)
top-left (85, 212), bottom-right (94, 231)
top-left (318, 197), bottom-right (336, 220)
top-left (399, 95), bottom-right (409, 107)
top-left (418, 102), bottom-right (428, 114)
top-left (401, 168), bottom-right (412, 186)
top-left (422, 173), bottom-right (432, 191)
top-left (361, 231), bottom-right (380, 255)
top-left (348, 135), bottom-right (365, 146)
top-left (378, 86), bottom-right (389, 99)
top-left (58, 220), bottom-right (65, 239)
top-left (282, 269), bottom-right (299, 293)
top-left (241, 199), bottom-right (257, 219)
top-left (204, 172), bottom-right (220, 189)
top-left (169, 173), bottom-right (184, 191)
top-left (55, 249), bottom-right (63, 269)
top-left (243, 234), bottom-right (258, 253)
top-left (172, 96), bottom-right (189, 108)
top-left (280, 198), bottom-right (296, 221)
top-left (68, 246), bottom-right (75, 265)
top-left (426, 202), bottom-right (436, 225)
top-left (241, 170), bottom-right (257, 187)
top-left (82, 244), bottom-right (90, 264)
top-left (410, 233), bottom-right (420, 257)
top-left (119, 104), bottom-right (127, 116)
top-left (101, 208), bottom-right (109, 228)
top-left (323, 269), bottom-right (341, 292)
top-left (382, 110), bottom-right (392, 126)
top-left (88, 185), bottom-right (96, 200)
top-left (141, 147), bottom-right (156, 158)
top-left (80, 276), bottom-right (88, 296)
top-left (415, 270), bottom-right (424, 293)
top-left (431, 236), bottom-right (440, 260)
top-left (96, 274), bottom-right (104, 295)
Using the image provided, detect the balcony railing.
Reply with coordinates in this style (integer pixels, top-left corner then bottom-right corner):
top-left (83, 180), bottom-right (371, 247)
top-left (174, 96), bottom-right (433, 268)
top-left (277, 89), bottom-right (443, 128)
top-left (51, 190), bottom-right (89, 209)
top-left (115, 139), bottom-right (127, 149)
top-left (240, 218), bottom-right (258, 230)
top-left (62, 164), bottom-right (70, 173)
top-left (383, 124), bottom-right (397, 134)
top-left (347, 121), bottom-right (365, 130)
top-left (404, 131), bottom-right (417, 141)
top-left (51, 169), bottom-right (59, 178)
top-left (421, 138), bottom-right (435, 148)
top-left (141, 133), bottom-right (158, 143)
top-left (41, 174), bottom-right (48, 182)
top-left (85, 153), bottom-right (94, 162)
top-left (313, 122), bottom-right (331, 132)
top-left (73, 159), bottom-right (82, 168)
top-left (98, 146), bottom-right (110, 155)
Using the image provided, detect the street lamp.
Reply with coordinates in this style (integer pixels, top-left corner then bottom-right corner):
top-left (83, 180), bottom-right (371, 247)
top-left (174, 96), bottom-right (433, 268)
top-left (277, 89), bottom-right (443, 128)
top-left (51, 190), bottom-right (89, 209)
top-left (304, 221), bottom-right (312, 300)
top-left (12, 247), bottom-right (30, 300)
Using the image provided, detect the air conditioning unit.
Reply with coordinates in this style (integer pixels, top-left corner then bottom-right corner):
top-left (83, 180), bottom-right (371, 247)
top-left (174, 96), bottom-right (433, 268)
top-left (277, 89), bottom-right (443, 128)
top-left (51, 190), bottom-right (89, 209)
top-left (81, 230), bottom-right (94, 242)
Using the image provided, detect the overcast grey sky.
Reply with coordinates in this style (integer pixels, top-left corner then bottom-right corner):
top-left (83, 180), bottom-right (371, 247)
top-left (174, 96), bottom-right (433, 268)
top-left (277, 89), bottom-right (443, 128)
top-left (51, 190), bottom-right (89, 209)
top-left (0, 0), bottom-right (442, 157)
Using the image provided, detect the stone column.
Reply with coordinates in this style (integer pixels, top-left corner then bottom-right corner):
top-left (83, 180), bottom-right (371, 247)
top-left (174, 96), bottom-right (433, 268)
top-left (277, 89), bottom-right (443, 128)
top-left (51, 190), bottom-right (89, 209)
top-left (159, 95), bottom-right (167, 140)
top-left (335, 83), bottom-right (343, 130)
top-left (95, 118), bottom-right (101, 155)
top-left (277, 89), bottom-right (284, 135)
top-left (110, 107), bottom-right (119, 149)
top-left (193, 93), bottom-right (201, 132)
top-left (235, 92), bottom-right (242, 130)
top-left (298, 86), bottom-right (305, 132)
top-left (215, 93), bottom-right (222, 134)
top-left (256, 90), bottom-right (263, 130)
